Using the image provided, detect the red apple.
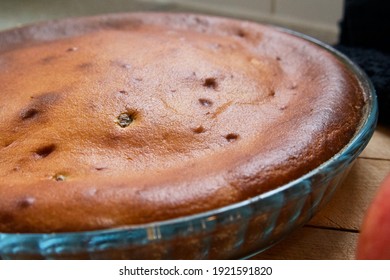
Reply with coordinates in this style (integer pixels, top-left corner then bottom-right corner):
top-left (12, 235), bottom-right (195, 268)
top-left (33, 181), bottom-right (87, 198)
top-left (357, 173), bottom-right (390, 259)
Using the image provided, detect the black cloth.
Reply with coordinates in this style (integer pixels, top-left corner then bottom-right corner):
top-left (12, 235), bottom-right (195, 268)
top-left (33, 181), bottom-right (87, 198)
top-left (339, 0), bottom-right (390, 54)
top-left (336, 0), bottom-right (390, 125)
top-left (334, 45), bottom-right (390, 125)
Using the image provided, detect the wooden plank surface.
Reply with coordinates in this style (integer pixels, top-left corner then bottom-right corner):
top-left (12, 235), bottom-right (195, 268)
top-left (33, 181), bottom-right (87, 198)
top-left (308, 158), bottom-right (390, 230)
top-left (251, 125), bottom-right (390, 260)
top-left (251, 226), bottom-right (358, 260)
top-left (360, 126), bottom-right (390, 160)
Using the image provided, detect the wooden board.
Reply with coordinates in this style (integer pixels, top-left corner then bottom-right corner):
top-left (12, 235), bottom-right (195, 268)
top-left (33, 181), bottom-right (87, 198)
top-left (308, 159), bottom-right (390, 230)
top-left (251, 226), bottom-right (358, 260)
top-left (360, 126), bottom-right (390, 160)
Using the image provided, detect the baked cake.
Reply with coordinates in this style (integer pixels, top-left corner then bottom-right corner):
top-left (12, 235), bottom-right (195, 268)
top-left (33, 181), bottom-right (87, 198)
top-left (0, 13), bottom-right (365, 233)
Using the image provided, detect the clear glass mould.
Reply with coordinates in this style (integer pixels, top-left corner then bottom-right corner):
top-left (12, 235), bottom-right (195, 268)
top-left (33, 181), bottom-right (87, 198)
top-left (0, 19), bottom-right (378, 260)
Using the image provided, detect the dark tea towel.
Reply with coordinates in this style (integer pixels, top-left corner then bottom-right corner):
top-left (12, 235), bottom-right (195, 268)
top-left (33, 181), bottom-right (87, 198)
top-left (335, 45), bottom-right (390, 125)
top-left (336, 0), bottom-right (390, 125)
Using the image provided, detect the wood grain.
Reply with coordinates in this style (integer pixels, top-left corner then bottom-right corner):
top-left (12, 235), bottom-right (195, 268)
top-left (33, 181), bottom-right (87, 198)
top-left (308, 158), bottom-right (390, 230)
top-left (360, 126), bottom-right (390, 160)
top-left (251, 226), bottom-right (358, 260)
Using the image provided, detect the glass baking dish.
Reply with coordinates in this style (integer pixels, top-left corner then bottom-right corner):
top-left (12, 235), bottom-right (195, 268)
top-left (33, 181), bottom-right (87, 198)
top-left (0, 15), bottom-right (377, 260)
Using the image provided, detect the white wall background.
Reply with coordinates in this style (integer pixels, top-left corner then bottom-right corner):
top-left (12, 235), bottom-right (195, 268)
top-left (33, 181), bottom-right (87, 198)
top-left (157, 0), bottom-right (344, 43)
top-left (0, 0), bottom-right (344, 44)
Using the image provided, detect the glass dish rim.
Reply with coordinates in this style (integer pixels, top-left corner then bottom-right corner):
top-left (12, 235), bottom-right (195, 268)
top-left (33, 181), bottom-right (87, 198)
top-left (0, 21), bottom-right (378, 240)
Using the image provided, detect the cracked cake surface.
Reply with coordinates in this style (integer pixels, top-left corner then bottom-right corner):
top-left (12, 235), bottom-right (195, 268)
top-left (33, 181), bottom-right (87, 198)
top-left (0, 13), bottom-right (365, 233)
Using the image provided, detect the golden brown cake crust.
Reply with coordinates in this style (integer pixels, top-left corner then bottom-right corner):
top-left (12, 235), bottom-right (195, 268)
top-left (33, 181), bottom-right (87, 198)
top-left (0, 13), bottom-right (365, 233)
